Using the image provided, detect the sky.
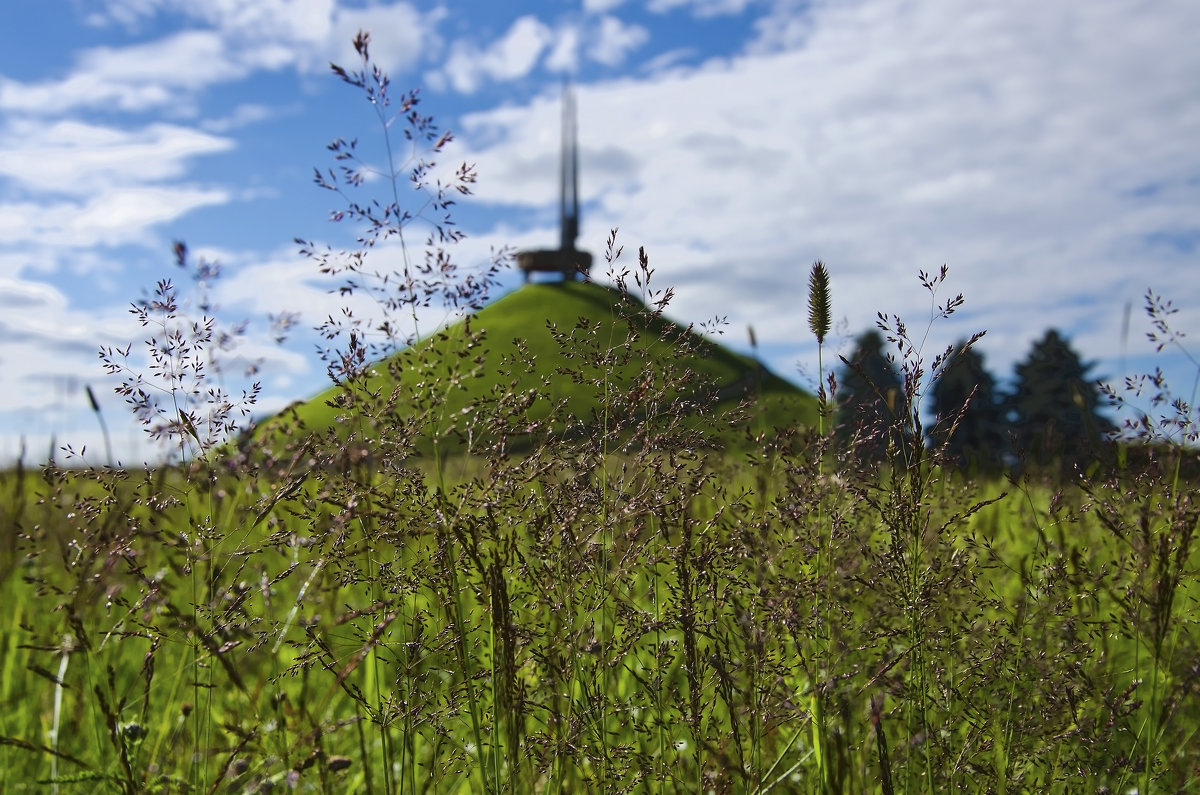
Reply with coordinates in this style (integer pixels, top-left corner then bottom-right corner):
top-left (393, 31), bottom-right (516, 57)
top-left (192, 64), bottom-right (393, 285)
top-left (2, 0), bottom-right (1198, 466)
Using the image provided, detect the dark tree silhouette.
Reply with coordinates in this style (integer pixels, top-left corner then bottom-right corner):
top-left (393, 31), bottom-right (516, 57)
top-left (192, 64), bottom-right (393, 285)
top-left (837, 329), bottom-right (905, 460)
top-left (929, 342), bottom-right (1007, 471)
top-left (1006, 329), bottom-right (1113, 472)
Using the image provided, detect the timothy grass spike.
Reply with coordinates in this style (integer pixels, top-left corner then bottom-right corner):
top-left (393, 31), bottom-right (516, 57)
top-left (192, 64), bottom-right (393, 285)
top-left (808, 260), bottom-right (831, 345)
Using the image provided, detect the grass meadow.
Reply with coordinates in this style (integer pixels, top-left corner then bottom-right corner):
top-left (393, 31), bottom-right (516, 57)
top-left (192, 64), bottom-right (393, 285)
top-left (2, 32), bottom-right (1198, 794)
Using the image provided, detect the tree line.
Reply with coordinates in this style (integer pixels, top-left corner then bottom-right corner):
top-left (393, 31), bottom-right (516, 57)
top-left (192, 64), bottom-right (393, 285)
top-left (836, 327), bottom-right (1114, 475)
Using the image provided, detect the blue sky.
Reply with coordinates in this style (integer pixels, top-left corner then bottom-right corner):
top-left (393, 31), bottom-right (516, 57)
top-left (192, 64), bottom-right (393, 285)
top-left (2, 0), bottom-right (1198, 465)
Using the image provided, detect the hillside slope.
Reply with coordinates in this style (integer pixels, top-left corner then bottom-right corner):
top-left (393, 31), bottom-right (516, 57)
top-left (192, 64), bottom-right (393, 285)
top-left (257, 280), bottom-right (817, 456)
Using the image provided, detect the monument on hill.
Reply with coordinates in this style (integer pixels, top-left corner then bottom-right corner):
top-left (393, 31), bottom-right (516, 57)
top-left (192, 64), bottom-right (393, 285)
top-left (517, 83), bottom-right (593, 282)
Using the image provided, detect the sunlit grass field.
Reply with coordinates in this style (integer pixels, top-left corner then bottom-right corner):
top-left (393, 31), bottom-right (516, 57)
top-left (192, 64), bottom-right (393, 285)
top-left (2, 346), bottom-right (1197, 793)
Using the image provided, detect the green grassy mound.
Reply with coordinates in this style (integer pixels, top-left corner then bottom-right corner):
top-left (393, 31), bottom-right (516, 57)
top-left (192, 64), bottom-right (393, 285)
top-left (255, 280), bottom-right (817, 457)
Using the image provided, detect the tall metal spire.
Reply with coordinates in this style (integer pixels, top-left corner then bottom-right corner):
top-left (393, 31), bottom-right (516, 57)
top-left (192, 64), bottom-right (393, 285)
top-left (560, 82), bottom-right (580, 254)
top-left (518, 82), bottom-right (592, 282)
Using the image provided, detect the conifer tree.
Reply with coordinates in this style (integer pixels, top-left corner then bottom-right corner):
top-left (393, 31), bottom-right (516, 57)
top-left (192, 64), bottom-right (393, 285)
top-left (1007, 329), bottom-right (1113, 472)
top-left (929, 342), bottom-right (1007, 471)
top-left (837, 329), bottom-right (905, 460)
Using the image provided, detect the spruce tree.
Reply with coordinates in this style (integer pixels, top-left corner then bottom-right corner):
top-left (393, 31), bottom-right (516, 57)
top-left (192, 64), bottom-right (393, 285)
top-left (1007, 329), bottom-right (1113, 472)
top-left (929, 342), bottom-right (1007, 471)
top-left (837, 329), bottom-right (905, 461)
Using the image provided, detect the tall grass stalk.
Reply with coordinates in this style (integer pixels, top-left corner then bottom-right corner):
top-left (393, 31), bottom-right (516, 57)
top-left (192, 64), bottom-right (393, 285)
top-left (806, 259), bottom-right (835, 792)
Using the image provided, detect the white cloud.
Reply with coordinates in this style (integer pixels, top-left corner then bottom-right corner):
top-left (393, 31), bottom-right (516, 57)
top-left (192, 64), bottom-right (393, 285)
top-left (0, 120), bottom-right (233, 196)
top-left (638, 47), bottom-right (701, 76)
top-left (648, 0), bottom-right (756, 17)
top-left (0, 187), bottom-right (231, 247)
top-left (584, 0), bottom-right (628, 12)
top-left (434, 15), bottom-right (555, 94)
top-left (86, 0), bottom-right (162, 29)
top-left (0, 31), bottom-right (245, 114)
top-left (321, 3), bottom-right (444, 75)
top-left (509, 14), bottom-right (649, 76)
top-left (588, 16), bottom-right (650, 66)
top-left (0, 275), bottom-right (140, 416)
top-left (200, 103), bottom-right (287, 133)
top-left (747, 0), bottom-right (814, 51)
top-left (4, 2), bottom-right (439, 115)
top-left (106, 0), bottom-right (440, 75)
top-left (545, 26), bottom-right (582, 73)
top-left (89, 0), bottom-right (440, 74)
